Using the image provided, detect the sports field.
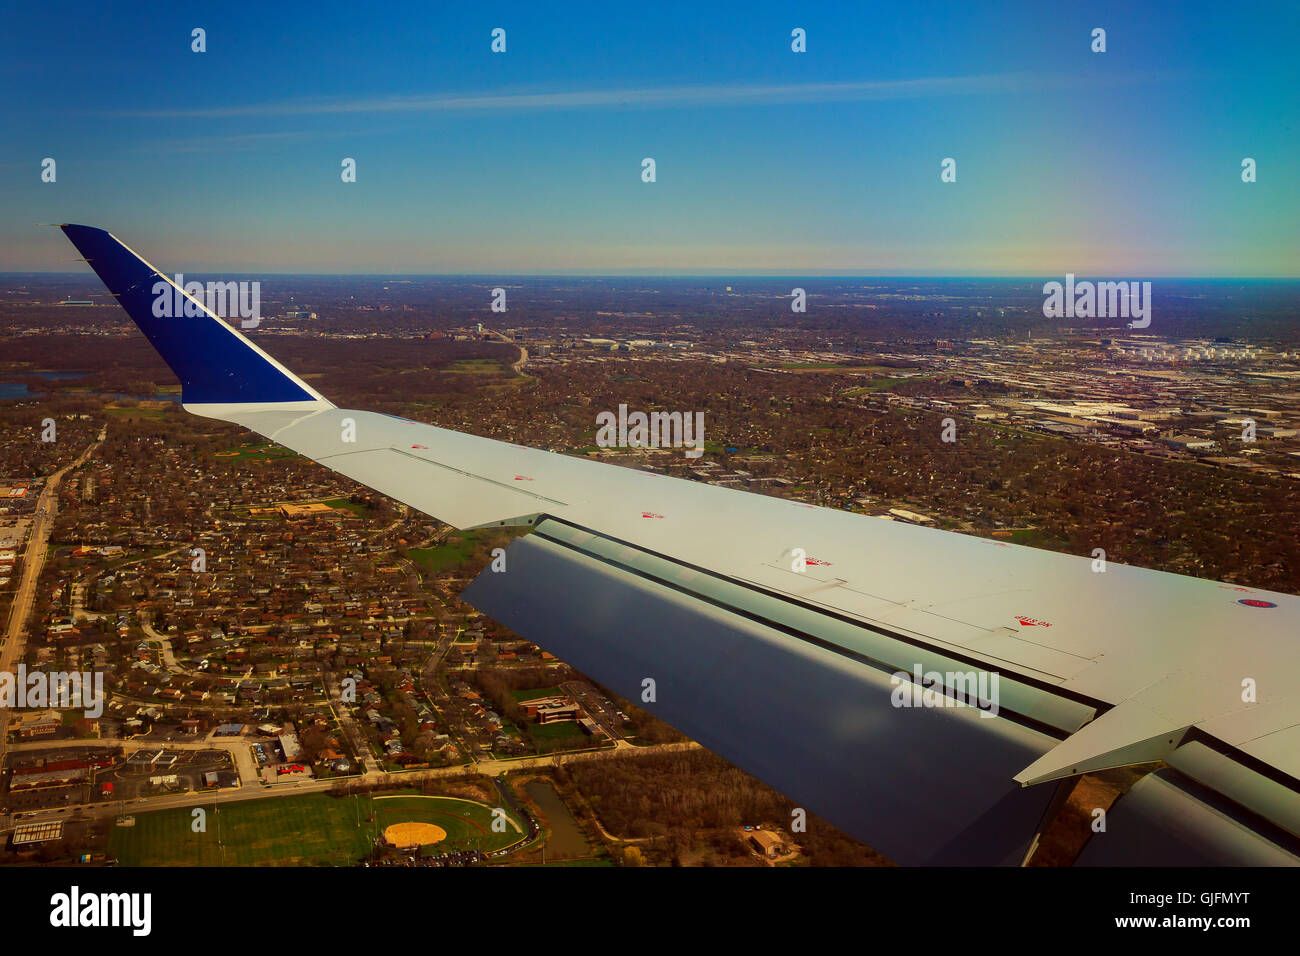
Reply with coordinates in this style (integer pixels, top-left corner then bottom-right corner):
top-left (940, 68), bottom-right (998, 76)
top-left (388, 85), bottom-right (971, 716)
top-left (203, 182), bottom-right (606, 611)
top-left (108, 792), bottom-right (526, 866)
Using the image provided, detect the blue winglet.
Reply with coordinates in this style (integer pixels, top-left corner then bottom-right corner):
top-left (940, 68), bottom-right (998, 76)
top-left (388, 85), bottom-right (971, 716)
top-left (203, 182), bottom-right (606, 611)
top-left (61, 224), bottom-right (323, 405)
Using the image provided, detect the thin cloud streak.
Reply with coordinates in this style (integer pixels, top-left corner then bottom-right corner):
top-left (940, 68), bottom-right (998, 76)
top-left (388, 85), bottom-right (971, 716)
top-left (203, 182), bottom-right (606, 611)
top-left (110, 71), bottom-right (1152, 119)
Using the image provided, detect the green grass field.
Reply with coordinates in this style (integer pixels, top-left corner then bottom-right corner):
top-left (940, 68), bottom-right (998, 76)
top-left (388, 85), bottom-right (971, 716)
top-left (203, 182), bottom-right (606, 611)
top-left (843, 378), bottom-right (912, 395)
top-left (320, 496), bottom-right (370, 515)
top-left (512, 687), bottom-right (566, 702)
top-left (527, 721), bottom-right (587, 741)
top-left (108, 792), bottom-right (526, 866)
top-left (404, 525), bottom-right (530, 574)
top-left (404, 535), bottom-right (481, 574)
top-left (103, 405), bottom-right (169, 420)
top-left (214, 443), bottom-right (297, 461)
top-left (446, 358), bottom-right (504, 374)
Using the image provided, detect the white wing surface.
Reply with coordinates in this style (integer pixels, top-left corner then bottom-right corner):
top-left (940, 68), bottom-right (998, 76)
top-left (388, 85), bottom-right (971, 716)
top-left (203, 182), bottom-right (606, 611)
top-left (62, 224), bottom-right (1300, 865)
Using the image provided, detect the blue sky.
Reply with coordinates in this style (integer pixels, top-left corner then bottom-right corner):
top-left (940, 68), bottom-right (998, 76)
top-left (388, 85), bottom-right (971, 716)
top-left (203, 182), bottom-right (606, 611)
top-left (2, 1), bottom-right (1297, 275)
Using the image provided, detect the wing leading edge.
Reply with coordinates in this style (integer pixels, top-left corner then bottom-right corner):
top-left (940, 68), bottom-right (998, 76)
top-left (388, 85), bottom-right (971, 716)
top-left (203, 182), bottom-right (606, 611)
top-left (62, 224), bottom-right (1300, 865)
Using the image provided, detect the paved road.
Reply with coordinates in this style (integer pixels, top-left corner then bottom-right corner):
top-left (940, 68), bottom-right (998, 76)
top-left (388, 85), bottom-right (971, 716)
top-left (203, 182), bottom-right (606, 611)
top-left (140, 619), bottom-right (205, 678)
top-left (323, 673), bottom-right (381, 770)
top-left (0, 423), bottom-right (691, 845)
top-left (0, 430), bottom-right (105, 759)
top-left (3, 739), bottom-right (701, 829)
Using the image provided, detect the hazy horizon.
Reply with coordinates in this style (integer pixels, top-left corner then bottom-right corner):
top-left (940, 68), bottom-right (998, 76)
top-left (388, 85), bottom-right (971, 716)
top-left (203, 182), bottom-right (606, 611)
top-left (6, 271), bottom-right (1300, 282)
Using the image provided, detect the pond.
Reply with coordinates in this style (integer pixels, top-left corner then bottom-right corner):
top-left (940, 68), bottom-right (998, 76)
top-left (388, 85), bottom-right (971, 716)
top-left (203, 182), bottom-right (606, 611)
top-left (0, 383), bottom-right (180, 403)
top-left (523, 779), bottom-right (589, 859)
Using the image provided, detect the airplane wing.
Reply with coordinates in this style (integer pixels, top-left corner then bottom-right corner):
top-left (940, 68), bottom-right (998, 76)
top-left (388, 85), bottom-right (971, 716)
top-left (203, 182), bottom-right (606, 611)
top-left (61, 224), bottom-right (1300, 865)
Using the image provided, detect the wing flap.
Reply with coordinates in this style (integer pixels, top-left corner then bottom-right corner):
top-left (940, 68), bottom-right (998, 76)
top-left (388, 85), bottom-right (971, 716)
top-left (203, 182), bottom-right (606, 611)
top-left (1077, 767), bottom-right (1300, 866)
top-left (464, 529), bottom-right (1065, 865)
